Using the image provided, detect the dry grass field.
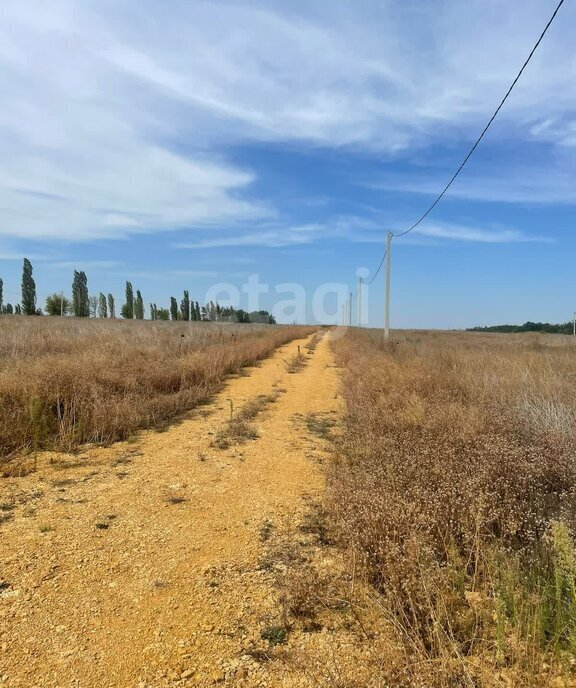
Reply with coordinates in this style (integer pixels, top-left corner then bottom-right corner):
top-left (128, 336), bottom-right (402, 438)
top-left (318, 329), bottom-right (576, 686)
top-left (0, 317), bottom-right (313, 471)
top-left (0, 327), bottom-right (337, 688)
top-left (2, 322), bottom-right (576, 687)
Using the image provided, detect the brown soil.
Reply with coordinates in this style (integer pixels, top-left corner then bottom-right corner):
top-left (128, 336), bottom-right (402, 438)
top-left (0, 332), bottom-right (341, 687)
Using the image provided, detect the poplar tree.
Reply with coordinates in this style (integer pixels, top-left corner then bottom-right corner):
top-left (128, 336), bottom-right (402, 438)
top-left (0, 277), bottom-right (3, 312)
top-left (170, 297), bottom-right (178, 321)
top-left (134, 290), bottom-right (144, 320)
top-left (107, 293), bottom-right (115, 318)
top-left (21, 258), bottom-right (37, 315)
top-left (72, 271), bottom-right (89, 317)
top-left (98, 292), bottom-right (108, 318)
top-left (194, 301), bottom-right (201, 321)
top-left (122, 281), bottom-right (134, 319)
top-left (180, 290), bottom-right (190, 321)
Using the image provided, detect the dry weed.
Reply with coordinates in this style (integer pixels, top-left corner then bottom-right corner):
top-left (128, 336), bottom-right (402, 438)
top-left (323, 329), bottom-right (576, 686)
top-left (0, 318), bottom-right (313, 468)
top-left (212, 391), bottom-right (282, 449)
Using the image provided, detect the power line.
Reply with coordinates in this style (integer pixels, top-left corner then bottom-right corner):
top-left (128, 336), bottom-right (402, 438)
top-left (359, 0), bottom-right (566, 292)
top-left (358, 0), bottom-right (566, 332)
top-left (364, 249), bottom-right (387, 285)
top-left (392, 0), bottom-right (566, 239)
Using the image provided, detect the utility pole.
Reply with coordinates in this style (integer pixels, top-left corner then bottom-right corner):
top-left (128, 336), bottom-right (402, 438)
top-left (384, 231), bottom-right (392, 340)
top-left (349, 292), bottom-right (353, 326)
top-left (357, 277), bottom-right (362, 327)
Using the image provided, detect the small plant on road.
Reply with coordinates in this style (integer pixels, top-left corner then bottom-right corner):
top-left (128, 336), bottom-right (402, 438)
top-left (261, 625), bottom-right (288, 647)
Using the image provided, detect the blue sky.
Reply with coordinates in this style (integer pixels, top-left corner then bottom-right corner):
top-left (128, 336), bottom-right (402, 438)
top-left (0, 0), bottom-right (574, 327)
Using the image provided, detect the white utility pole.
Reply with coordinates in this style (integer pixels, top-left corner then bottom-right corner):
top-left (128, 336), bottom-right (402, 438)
top-left (384, 231), bottom-right (392, 340)
top-left (357, 277), bottom-right (362, 327)
top-left (349, 292), bottom-right (353, 326)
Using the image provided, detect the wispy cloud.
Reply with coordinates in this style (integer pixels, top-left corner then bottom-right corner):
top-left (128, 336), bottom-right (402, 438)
top-left (175, 224), bottom-right (325, 249)
top-left (0, 251), bottom-right (53, 261)
top-left (0, 0), bottom-right (575, 243)
top-left (367, 163), bottom-right (576, 206)
top-left (48, 260), bottom-right (124, 270)
top-left (125, 269), bottom-right (220, 280)
top-left (529, 116), bottom-right (576, 147)
top-left (94, 1), bottom-right (576, 150)
top-left (340, 216), bottom-right (552, 244)
top-left (174, 215), bottom-right (552, 249)
top-left (414, 222), bottom-right (553, 244)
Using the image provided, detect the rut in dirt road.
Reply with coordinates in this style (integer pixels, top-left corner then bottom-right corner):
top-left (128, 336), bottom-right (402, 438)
top-left (1, 330), bottom-right (342, 688)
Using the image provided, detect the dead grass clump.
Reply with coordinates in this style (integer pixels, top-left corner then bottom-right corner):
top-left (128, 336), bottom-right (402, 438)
top-left (304, 412), bottom-right (337, 440)
top-left (304, 331), bottom-right (324, 353)
top-left (0, 319), bottom-right (313, 468)
top-left (285, 352), bottom-right (307, 374)
top-left (516, 394), bottom-right (576, 439)
top-left (285, 332), bottom-right (322, 373)
top-left (325, 329), bottom-right (576, 685)
top-left (213, 391), bottom-right (282, 449)
top-left (265, 505), bottom-right (345, 627)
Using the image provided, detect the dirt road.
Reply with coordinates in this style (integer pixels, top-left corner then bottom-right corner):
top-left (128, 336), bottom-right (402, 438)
top-left (0, 331), bottom-right (341, 687)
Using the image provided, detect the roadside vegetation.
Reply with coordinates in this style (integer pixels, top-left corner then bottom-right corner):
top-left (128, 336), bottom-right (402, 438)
top-left (302, 329), bottom-right (576, 686)
top-left (0, 318), bottom-right (313, 470)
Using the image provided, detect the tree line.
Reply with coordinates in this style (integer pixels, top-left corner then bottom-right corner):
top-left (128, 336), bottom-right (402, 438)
top-left (0, 258), bottom-right (276, 324)
top-left (467, 321), bottom-right (574, 334)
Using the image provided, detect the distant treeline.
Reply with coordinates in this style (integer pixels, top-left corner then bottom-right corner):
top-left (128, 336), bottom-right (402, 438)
top-left (0, 257), bottom-right (276, 324)
top-left (467, 321), bottom-right (574, 334)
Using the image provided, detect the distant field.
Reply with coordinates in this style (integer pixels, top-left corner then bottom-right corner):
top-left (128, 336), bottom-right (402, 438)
top-left (320, 328), bottom-right (576, 685)
top-left (0, 317), bottom-right (314, 469)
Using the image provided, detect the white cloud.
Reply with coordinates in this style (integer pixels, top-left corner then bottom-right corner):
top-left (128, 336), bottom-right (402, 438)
top-left (413, 222), bottom-right (552, 243)
top-left (126, 269), bottom-right (220, 280)
top-left (334, 216), bottom-right (551, 244)
top-left (0, 2), bottom-right (269, 242)
top-left (175, 225), bottom-right (323, 250)
top-left (175, 216), bottom-right (547, 249)
top-left (529, 117), bottom-right (576, 147)
top-left (47, 260), bottom-right (124, 270)
top-left (0, 140), bottom-right (265, 240)
top-left (0, 0), bottom-right (575, 242)
top-left (93, 0), bottom-right (576, 152)
top-left (0, 251), bottom-right (43, 261)
top-left (367, 162), bottom-right (576, 205)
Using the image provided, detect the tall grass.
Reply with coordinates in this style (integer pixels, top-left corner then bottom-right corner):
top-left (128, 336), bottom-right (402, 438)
top-left (0, 317), bottom-right (313, 467)
top-left (327, 329), bottom-right (576, 685)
